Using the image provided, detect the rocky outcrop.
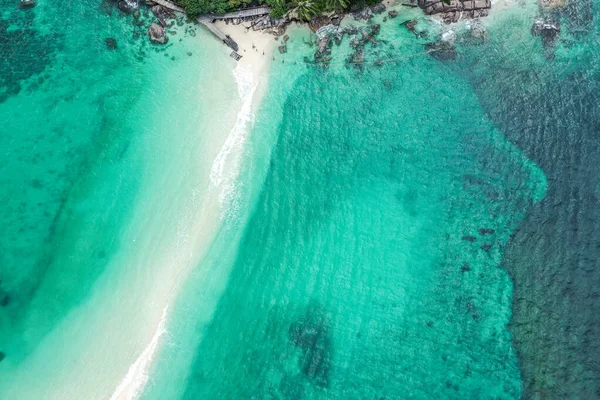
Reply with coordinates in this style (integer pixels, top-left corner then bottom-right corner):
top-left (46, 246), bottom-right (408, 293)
top-left (401, 19), bottom-right (419, 37)
top-left (353, 4), bottom-right (387, 20)
top-left (418, 0), bottom-right (491, 23)
top-left (309, 14), bottom-right (343, 32)
top-left (152, 4), bottom-right (175, 19)
top-left (117, 0), bottom-right (138, 14)
top-left (148, 23), bottom-right (168, 44)
top-left (371, 3), bottom-right (386, 14)
top-left (538, 0), bottom-right (567, 9)
top-left (353, 3), bottom-right (386, 21)
top-left (532, 18), bottom-right (561, 37)
top-left (19, 0), bottom-right (35, 9)
top-left (312, 23), bottom-right (381, 67)
top-left (532, 18), bottom-right (560, 58)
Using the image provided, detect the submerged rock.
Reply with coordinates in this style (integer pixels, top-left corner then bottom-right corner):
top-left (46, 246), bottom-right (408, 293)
top-left (401, 19), bottom-right (419, 37)
top-left (389, 10), bottom-right (398, 19)
top-left (0, 351), bottom-right (5, 362)
top-left (532, 18), bottom-right (561, 38)
top-left (19, 0), bottom-right (35, 9)
top-left (348, 49), bottom-right (365, 65)
top-left (462, 235), bottom-right (477, 242)
top-left (317, 38), bottom-right (328, 54)
top-left (532, 18), bottom-right (560, 57)
top-left (288, 304), bottom-right (332, 388)
top-left (427, 34), bottom-right (457, 61)
top-left (105, 37), bottom-right (118, 50)
top-left (148, 23), bottom-right (168, 44)
top-left (469, 21), bottom-right (488, 43)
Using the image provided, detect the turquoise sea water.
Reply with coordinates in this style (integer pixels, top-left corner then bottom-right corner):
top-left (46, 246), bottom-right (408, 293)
top-left (2, 0), bottom-right (599, 399)
top-left (167, 20), bottom-right (547, 399)
top-left (1, 0), bottom-right (241, 397)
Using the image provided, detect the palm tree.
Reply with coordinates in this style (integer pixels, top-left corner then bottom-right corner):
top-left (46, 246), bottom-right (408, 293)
top-left (290, 0), bottom-right (320, 20)
top-left (325, 0), bottom-right (348, 11)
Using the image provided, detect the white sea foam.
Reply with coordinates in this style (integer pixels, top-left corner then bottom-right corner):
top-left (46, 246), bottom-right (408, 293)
top-left (110, 306), bottom-right (169, 400)
top-left (209, 64), bottom-right (258, 217)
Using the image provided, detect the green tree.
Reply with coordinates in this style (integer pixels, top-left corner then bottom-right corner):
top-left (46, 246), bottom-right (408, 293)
top-left (325, 0), bottom-right (348, 11)
top-left (290, 0), bottom-right (320, 20)
top-left (264, 0), bottom-right (288, 18)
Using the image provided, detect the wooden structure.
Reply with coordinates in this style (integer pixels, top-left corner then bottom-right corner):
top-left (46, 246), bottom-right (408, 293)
top-left (148, 2), bottom-right (269, 55)
top-left (150, 0), bottom-right (185, 13)
top-left (213, 6), bottom-right (271, 20)
top-left (197, 16), bottom-right (239, 51)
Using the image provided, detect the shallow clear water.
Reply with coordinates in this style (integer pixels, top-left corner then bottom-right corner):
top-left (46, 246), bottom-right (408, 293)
top-left (1, 0), bottom-right (600, 399)
top-left (174, 21), bottom-right (547, 399)
top-left (1, 0), bottom-right (241, 397)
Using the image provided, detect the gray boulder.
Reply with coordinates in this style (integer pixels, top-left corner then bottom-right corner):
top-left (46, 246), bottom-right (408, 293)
top-left (148, 23), bottom-right (168, 44)
top-left (19, 0), bottom-right (35, 8)
top-left (118, 0), bottom-right (138, 14)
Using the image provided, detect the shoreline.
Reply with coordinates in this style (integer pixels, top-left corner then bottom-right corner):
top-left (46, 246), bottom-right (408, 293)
top-left (107, 19), bottom-right (281, 400)
top-left (213, 20), bottom-right (277, 105)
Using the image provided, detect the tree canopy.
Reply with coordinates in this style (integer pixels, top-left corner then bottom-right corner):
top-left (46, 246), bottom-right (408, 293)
top-left (178, 0), bottom-right (379, 19)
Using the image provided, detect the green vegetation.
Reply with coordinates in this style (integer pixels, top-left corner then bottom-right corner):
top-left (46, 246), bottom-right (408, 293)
top-left (177, 0), bottom-right (253, 16)
top-left (177, 0), bottom-right (379, 19)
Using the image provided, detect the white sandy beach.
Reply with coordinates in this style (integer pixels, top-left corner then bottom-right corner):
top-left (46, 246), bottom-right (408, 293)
top-left (214, 20), bottom-right (277, 102)
top-left (106, 23), bottom-right (279, 400)
top-left (106, 21), bottom-right (279, 400)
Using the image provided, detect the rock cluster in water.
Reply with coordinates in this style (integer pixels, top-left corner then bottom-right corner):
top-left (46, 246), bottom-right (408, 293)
top-left (111, 0), bottom-right (174, 45)
top-left (145, 2), bottom-right (177, 44)
top-left (311, 22), bottom-right (382, 67)
top-left (417, 0), bottom-right (491, 23)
